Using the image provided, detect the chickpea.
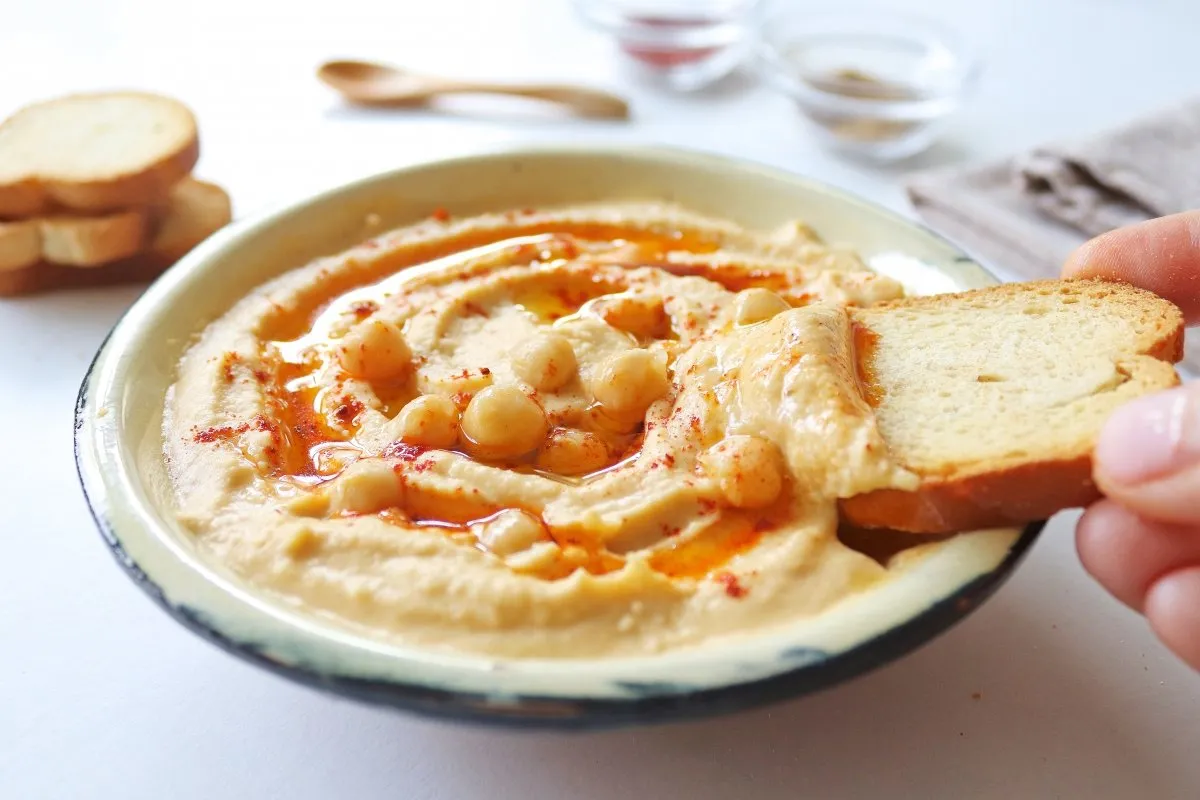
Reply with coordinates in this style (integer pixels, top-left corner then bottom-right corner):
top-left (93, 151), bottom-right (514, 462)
top-left (512, 332), bottom-right (577, 392)
top-left (336, 319), bottom-right (413, 381)
top-left (535, 428), bottom-right (610, 476)
top-left (734, 288), bottom-right (791, 326)
top-left (473, 509), bottom-right (549, 556)
top-left (242, 428), bottom-right (276, 472)
top-left (287, 491), bottom-right (330, 518)
top-left (389, 395), bottom-right (459, 449)
top-left (505, 541), bottom-right (564, 573)
top-left (420, 366), bottom-right (493, 399)
top-left (460, 385), bottom-right (548, 459)
top-left (329, 458), bottom-right (403, 515)
top-left (591, 348), bottom-right (669, 421)
top-left (592, 293), bottom-right (668, 338)
top-left (701, 435), bottom-right (784, 509)
top-left (283, 526), bottom-right (323, 560)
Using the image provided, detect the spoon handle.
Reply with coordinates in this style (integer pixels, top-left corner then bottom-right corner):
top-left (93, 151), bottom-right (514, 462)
top-left (433, 81), bottom-right (631, 120)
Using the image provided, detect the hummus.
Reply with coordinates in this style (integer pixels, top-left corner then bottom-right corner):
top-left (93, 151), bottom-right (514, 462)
top-left (165, 202), bottom-right (928, 659)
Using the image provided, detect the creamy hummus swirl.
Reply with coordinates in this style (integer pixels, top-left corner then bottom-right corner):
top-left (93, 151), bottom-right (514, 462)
top-left (165, 203), bottom-right (925, 658)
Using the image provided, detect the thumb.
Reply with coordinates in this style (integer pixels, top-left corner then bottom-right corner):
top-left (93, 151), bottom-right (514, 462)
top-left (1095, 381), bottom-right (1200, 525)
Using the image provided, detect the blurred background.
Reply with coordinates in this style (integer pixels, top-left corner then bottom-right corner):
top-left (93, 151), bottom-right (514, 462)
top-left (6, 0), bottom-right (1194, 218)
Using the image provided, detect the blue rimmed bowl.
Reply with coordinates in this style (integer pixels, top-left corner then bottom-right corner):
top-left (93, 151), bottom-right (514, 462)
top-left (74, 144), bottom-right (1041, 730)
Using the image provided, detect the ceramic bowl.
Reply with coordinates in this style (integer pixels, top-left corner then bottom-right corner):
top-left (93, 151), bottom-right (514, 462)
top-left (75, 145), bottom-right (1041, 730)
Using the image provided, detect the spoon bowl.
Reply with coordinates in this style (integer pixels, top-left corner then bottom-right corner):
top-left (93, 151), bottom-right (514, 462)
top-left (319, 59), bottom-right (407, 86)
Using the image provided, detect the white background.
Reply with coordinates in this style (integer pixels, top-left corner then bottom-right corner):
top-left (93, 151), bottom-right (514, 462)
top-left (3, 1), bottom-right (1199, 798)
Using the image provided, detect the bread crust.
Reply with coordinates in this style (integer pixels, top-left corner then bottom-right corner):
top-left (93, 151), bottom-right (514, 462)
top-left (842, 279), bottom-right (1186, 534)
top-left (0, 180), bottom-right (47, 218)
top-left (842, 455), bottom-right (1103, 533)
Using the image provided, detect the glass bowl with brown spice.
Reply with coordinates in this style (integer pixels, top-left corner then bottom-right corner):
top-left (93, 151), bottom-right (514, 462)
top-left (755, 8), bottom-right (981, 161)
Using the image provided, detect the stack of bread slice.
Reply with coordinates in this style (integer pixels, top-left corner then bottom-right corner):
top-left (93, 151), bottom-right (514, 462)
top-left (0, 92), bottom-right (231, 296)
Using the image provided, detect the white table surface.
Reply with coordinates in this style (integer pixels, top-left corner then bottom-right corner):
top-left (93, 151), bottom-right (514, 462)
top-left (4, 1), bottom-right (1199, 797)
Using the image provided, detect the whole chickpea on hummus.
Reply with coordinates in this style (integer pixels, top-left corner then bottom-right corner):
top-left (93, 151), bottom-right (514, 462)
top-left (165, 203), bottom-right (927, 659)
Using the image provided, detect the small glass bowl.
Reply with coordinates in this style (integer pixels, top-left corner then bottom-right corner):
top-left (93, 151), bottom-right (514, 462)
top-left (574, 0), bottom-right (766, 91)
top-left (755, 9), bottom-right (981, 161)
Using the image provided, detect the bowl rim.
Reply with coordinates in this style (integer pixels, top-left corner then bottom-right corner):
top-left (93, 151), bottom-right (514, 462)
top-left (74, 141), bottom-right (1042, 729)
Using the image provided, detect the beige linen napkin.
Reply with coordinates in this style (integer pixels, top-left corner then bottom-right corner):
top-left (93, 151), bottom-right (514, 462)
top-left (907, 98), bottom-right (1200, 375)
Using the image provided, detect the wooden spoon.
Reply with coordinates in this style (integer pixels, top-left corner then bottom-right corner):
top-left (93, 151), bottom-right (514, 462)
top-left (317, 59), bottom-right (631, 120)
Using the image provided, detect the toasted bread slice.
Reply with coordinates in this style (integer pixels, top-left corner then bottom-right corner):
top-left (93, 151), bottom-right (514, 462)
top-left (0, 207), bottom-right (150, 270)
top-left (0, 218), bottom-right (40, 271)
top-left (0, 178), bottom-right (231, 297)
top-left (840, 279), bottom-right (1185, 533)
top-left (147, 177), bottom-right (232, 262)
top-left (39, 208), bottom-right (149, 266)
top-left (0, 92), bottom-right (199, 216)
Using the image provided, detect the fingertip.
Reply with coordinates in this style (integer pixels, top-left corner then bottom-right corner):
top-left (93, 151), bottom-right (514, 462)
top-left (1144, 566), bottom-right (1200, 671)
top-left (1059, 211), bottom-right (1200, 322)
top-left (1093, 388), bottom-right (1187, 486)
top-left (1091, 382), bottom-right (1200, 526)
top-left (1076, 499), bottom-right (1146, 611)
top-left (1076, 499), bottom-right (1200, 616)
top-left (1061, 235), bottom-right (1106, 279)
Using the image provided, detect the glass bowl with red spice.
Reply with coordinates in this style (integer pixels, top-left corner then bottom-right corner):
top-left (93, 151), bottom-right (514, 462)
top-left (573, 0), bottom-right (765, 90)
top-left (755, 8), bottom-right (981, 161)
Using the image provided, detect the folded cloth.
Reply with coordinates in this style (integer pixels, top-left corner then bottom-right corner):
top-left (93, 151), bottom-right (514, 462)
top-left (907, 97), bottom-right (1200, 375)
top-left (1016, 99), bottom-right (1200, 237)
top-left (907, 159), bottom-right (1087, 282)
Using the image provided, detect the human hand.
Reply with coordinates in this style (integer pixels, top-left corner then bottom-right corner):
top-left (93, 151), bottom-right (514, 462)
top-left (1062, 211), bottom-right (1200, 670)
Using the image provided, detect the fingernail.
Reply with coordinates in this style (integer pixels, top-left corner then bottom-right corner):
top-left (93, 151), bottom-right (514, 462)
top-left (1096, 385), bottom-right (1200, 484)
